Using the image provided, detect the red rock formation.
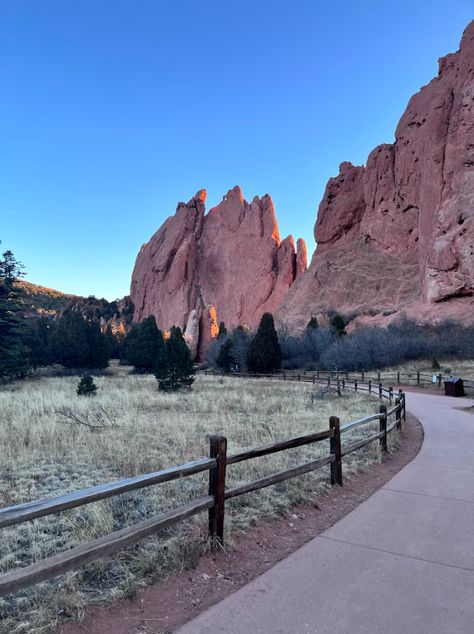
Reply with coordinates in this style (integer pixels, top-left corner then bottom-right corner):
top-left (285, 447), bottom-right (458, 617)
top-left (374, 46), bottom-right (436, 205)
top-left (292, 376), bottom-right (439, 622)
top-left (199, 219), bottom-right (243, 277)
top-left (277, 21), bottom-right (474, 329)
top-left (132, 21), bottom-right (474, 346)
top-left (131, 186), bottom-right (306, 354)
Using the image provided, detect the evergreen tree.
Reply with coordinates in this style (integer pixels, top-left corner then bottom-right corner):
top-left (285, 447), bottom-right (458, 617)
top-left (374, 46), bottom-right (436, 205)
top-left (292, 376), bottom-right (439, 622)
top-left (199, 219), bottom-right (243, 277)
top-left (120, 325), bottom-right (139, 364)
top-left (86, 320), bottom-right (111, 369)
top-left (246, 313), bottom-right (282, 373)
top-left (0, 246), bottom-right (31, 381)
top-left (155, 326), bottom-right (195, 391)
top-left (218, 321), bottom-right (227, 338)
top-left (216, 337), bottom-right (234, 372)
top-left (105, 324), bottom-right (120, 359)
top-left (330, 313), bottom-right (346, 337)
top-left (26, 317), bottom-right (56, 367)
top-left (306, 316), bottom-right (319, 330)
top-left (50, 311), bottom-right (111, 369)
top-left (121, 316), bottom-right (164, 372)
top-left (77, 374), bottom-right (97, 396)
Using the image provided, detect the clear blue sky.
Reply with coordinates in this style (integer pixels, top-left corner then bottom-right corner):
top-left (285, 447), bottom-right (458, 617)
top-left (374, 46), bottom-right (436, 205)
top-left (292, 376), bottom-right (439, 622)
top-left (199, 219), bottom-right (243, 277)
top-left (1, 1), bottom-right (473, 300)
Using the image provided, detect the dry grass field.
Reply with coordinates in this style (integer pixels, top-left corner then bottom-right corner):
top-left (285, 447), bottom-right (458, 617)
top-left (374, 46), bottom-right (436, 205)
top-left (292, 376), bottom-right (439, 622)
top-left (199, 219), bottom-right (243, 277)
top-left (0, 369), bottom-right (389, 633)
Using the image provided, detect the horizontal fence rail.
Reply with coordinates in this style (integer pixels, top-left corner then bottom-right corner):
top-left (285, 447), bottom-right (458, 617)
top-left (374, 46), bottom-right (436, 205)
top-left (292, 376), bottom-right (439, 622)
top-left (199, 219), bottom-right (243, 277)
top-left (201, 367), bottom-right (474, 391)
top-left (0, 375), bottom-right (405, 597)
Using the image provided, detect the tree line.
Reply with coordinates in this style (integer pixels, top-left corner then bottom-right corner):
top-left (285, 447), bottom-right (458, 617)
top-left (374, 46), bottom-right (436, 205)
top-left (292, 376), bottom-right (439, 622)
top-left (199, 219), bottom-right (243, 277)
top-left (207, 312), bottom-right (474, 374)
top-left (0, 245), bottom-right (194, 391)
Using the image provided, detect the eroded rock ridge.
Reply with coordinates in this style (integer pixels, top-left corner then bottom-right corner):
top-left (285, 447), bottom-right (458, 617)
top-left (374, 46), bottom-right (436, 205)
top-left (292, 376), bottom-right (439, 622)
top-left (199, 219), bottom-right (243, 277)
top-left (131, 186), bottom-right (306, 355)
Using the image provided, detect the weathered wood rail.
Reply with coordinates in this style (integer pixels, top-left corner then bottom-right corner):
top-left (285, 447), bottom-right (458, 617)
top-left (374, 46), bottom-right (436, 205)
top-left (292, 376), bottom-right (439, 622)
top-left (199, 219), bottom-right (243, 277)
top-left (208, 367), bottom-right (473, 391)
top-left (0, 375), bottom-right (405, 597)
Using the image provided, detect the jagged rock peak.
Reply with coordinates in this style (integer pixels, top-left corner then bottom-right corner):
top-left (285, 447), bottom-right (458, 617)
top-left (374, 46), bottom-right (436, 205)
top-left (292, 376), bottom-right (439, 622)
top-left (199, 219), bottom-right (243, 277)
top-left (131, 186), bottom-right (305, 357)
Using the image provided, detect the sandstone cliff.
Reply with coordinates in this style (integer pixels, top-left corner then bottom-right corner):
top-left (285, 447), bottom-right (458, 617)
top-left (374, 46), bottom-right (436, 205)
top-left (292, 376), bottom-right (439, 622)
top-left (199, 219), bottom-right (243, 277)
top-left (131, 21), bottom-right (474, 349)
top-left (277, 20), bottom-right (474, 330)
top-left (130, 186), bottom-right (306, 355)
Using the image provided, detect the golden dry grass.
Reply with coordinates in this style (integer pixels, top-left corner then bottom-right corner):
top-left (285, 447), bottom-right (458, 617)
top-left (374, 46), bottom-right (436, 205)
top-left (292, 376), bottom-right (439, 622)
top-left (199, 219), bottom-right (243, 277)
top-left (0, 369), bottom-right (388, 633)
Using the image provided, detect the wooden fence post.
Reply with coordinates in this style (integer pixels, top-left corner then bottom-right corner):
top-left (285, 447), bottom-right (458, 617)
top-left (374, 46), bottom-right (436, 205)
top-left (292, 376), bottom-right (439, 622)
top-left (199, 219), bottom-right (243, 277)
top-left (398, 389), bottom-right (406, 423)
top-left (438, 373), bottom-right (442, 388)
top-left (389, 387), bottom-right (393, 404)
top-left (395, 397), bottom-right (401, 430)
top-left (377, 371), bottom-right (381, 383)
top-left (327, 377), bottom-right (330, 387)
top-left (342, 378), bottom-right (345, 390)
top-left (283, 372), bottom-right (286, 381)
top-left (369, 379), bottom-right (372, 394)
top-left (379, 403), bottom-right (388, 453)
top-left (378, 383), bottom-right (383, 399)
top-left (362, 371), bottom-right (365, 382)
top-left (417, 370), bottom-right (420, 385)
top-left (313, 375), bottom-right (315, 385)
top-left (329, 416), bottom-right (343, 486)
top-left (354, 380), bottom-right (358, 392)
top-left (208, 435), bottom-right (227, 547)
top-left (298, 373), bottom-right (300, 382)
top-left (397, 371), bottom-right (400, 385)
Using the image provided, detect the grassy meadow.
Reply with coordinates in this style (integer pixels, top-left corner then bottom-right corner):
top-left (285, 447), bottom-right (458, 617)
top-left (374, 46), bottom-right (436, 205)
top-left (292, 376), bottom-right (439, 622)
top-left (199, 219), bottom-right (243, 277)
top-left (0, 368), bottom-right (389, 633)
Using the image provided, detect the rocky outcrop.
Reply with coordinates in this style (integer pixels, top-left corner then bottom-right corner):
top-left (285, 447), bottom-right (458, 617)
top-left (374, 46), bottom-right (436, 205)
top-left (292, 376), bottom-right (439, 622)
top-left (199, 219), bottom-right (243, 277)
top-left (131, 186), bottom-right (306, 355)
top-left (132, 21), bottom-right (474, 346)
top-left (277, 20), bottom-right (474, 329)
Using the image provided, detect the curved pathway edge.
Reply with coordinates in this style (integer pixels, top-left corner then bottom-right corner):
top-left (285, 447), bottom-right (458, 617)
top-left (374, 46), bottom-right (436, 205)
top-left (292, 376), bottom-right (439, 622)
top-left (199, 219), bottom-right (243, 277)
top-left (178, 391), bottom-right (474, 634)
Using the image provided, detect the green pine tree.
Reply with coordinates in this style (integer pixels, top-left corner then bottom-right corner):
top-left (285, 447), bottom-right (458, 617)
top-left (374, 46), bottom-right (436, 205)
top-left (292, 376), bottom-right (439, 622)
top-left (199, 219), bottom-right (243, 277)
top-left (26, 317), bottom-right (56, 367)
top-left (218, 321), bottom-right (227, 338)
top-left (50, 311), bottom-right (111, 369)
top-left (246, 313), bottom-right (282, 373)
top-left (77, 374), bottom-right (98, 396)
top-left (330, 313), bottom-right (346, 337)
top-left (155, 326), bottom-right (195, 391)
top-left (216, 337), bottom-right (234, 372)
top-left (122, 316), bottom-right (164, 372)
top-left (0, 246), bottom-right (31, 381)
top-left (306, 316), bottom-right (319, 330)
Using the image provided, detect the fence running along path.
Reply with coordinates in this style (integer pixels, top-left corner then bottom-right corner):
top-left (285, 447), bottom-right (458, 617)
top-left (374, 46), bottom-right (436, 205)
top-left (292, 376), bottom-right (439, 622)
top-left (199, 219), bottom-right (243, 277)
top-left (214, 367), bottom-right (473, 391)
top-left (0, 375), bottom-right (406, 597)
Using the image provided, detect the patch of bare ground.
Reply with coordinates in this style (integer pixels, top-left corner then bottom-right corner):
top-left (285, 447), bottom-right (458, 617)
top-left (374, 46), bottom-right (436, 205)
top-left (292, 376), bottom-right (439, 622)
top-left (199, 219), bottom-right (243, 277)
top-left (59, 412), bottom-right (423, 634)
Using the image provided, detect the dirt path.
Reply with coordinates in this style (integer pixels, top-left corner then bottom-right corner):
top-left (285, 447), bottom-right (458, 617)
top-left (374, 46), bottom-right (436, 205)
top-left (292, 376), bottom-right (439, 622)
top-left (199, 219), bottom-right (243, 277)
top-left (59, 405), bottom-right (423, 634)
top-left (178, 391), bottom-right (474, 634)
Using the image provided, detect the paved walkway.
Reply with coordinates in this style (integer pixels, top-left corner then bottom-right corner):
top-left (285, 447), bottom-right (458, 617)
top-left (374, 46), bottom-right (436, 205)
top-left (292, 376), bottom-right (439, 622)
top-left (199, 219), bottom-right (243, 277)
top-left (178, 392), bottom-right (474, 633)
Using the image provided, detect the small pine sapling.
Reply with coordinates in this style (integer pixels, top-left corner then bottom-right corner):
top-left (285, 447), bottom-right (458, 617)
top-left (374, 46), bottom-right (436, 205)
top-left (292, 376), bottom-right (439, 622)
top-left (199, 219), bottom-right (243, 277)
top-left (77, 374), bottom-right (98, 397)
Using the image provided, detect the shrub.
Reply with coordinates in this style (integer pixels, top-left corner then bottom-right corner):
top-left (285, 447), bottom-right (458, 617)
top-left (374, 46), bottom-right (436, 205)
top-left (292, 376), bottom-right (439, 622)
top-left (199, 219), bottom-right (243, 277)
top-left (77, 375), bottom-right (97, 397)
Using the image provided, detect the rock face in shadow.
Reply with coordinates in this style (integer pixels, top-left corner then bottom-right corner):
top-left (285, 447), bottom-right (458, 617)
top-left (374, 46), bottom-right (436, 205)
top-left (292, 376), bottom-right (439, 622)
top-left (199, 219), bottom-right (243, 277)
top-left (130, 187), bottom-right (306, 356)
top-left (277, 20), bottom-right (474, 329)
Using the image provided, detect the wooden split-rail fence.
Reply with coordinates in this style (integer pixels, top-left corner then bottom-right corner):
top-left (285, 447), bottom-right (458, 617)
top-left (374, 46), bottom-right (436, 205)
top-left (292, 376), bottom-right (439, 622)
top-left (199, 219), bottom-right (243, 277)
top-left (211, 367), bottom-right (473, 391)
top-left (0, 375), bottom-right (406, 597)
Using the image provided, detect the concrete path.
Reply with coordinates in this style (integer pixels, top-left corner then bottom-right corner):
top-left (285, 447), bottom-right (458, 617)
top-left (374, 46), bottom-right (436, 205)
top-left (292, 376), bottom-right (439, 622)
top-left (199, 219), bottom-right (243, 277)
top-left (178, 392), bottom-right (474, 633)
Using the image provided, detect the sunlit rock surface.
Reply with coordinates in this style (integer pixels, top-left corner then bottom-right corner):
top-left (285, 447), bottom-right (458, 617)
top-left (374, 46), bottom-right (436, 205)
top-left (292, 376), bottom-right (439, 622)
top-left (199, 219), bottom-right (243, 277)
top-left (277, 21), bottom-right (474, 329)
top-left (132, 22), bottom-right (474, 351)
top-left (131, 187), bottom-right (306, 355)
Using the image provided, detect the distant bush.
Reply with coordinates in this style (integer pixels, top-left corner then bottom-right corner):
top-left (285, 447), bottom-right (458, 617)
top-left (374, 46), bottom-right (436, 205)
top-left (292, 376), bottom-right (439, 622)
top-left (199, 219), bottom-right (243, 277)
top-left (206, 325), bottom-right (250, 372)
top-left (77, 374), bottom-right (97, 397)
top-left (206, 316), bottom-right (474, 373)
